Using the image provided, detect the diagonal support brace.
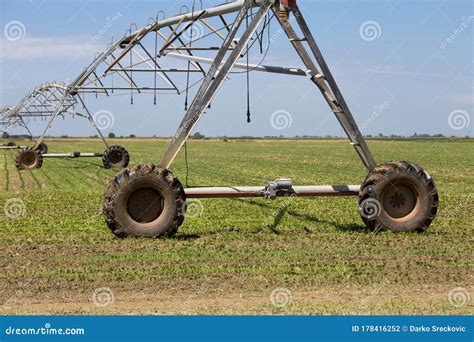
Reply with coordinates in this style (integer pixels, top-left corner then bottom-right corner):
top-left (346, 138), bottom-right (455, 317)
top-left (160, 0), bottom-right (273, 169)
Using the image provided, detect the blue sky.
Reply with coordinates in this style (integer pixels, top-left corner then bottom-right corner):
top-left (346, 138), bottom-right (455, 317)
top-left (0, 0), bottom-right (472, 137)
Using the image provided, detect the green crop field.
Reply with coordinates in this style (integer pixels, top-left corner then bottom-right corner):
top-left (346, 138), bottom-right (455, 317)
top-left (0, 138), bottom-right (472, 315)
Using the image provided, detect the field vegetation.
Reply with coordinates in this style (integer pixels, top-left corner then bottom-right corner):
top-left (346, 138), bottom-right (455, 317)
top-left (0, 138), bottom-right (472, 314)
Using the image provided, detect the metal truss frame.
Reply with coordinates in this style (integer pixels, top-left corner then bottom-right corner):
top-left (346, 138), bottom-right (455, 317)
top-left (1, 105), bottom-right (32, 138)
top-left (156, 0), bottom-right (376, 170)
top-left (5, 0), bottom-right (376, 172)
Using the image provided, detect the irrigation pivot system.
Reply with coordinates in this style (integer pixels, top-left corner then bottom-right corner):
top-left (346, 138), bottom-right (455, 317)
top-left (5, 0), bottom-right (305, 171)
top-left (3, 82), bottom-right (130, 170)
top-left (97, 0), bottom-right (438, 237)
top-left (3, 0), bottom-right (439, 234)
top-left (0, 105), bottom-right (32, 149)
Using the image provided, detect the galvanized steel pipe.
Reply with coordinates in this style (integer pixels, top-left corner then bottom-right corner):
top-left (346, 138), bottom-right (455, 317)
top-left (184, 185), bottom-right (360, 198)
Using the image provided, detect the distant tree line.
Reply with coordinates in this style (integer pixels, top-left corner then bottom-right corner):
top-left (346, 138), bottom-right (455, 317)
top-left (3, 131), bottom-right (471, 140)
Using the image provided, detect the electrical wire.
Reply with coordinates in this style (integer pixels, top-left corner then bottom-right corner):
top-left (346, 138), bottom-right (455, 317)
top-left (184, 141), bottom-right (189, 187)
top-left (229, 13), bottom-right (273, 75)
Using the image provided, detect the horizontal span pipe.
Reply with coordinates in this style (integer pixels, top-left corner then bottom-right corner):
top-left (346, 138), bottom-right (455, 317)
top-left (184, 185), bottom-right (361, 198)
top-left (126, 1), bottom-right (252, 42)
top-left (42, 153), bottom-right (103, 158)
top-left (0, 146), bottom-right (26, 150)
top-left (165, 52), bottom-right (310, 76)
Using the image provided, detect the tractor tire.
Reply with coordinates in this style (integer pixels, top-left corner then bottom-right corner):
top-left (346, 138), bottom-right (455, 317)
top-left (358, 161), bottom-right (438, 232)
top-left (102, 145), bottom-right (130, 169)
top-left (103, 164), bottom-right (186, 238)
top-left (36, 142), bottom-right (48, 154)
top-left (15, 147), bottom-right (43, 170)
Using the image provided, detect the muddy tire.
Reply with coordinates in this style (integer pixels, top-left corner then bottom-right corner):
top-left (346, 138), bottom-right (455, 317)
top-left (15, 147), bottom-right (43, 170)
top-left (102, 145), bottom-right (130, 169)
top-left (358, 161), bottom-right (438, 232)
top-left (103, 164), bottom-right (186, 238)
top-left (35, 142), bottom-right (48, 154)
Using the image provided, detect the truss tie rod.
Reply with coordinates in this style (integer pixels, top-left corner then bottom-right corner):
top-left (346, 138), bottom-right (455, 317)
top-left (165, 52), bottom-right (309, 76)
top-left (163, 47), bottom-right (233, 51)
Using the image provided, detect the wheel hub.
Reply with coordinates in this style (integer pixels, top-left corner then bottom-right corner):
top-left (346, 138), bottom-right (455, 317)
top-left (390, 192), bottom-right (406, 208)
top-left (22, 152), bottom-right (36, 167)
top-left (109, 151), bottom-right (123, 165)
top-left (126, 188), bottom-right (164, 223)
top-left (382, 184), bottom-right (418, 219)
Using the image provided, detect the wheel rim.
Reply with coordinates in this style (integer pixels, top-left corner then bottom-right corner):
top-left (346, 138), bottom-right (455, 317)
top-left (382, 183), bottom-right (419, 220)
top-left (21, 152), bottom-right (36, 168)
top-left (126, 188), bottom-right (164, 223)
top-left (109, 151), bottom-right (123, 165)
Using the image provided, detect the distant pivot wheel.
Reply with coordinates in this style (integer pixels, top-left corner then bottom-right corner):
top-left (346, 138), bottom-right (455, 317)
top-left (103, 165), bottom-right (186, 238)
top-left (358, 161), bottom-right (438, 232)
top-left (102, 145), bottom-right (130, 169)
top-left (15, 147), bottom-right (43, 170)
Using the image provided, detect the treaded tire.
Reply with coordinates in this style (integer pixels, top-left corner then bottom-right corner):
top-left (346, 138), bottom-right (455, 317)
top-left (35, 142), bottom-right (48, 154)
top-left (358, 160), bottom-right (438, 232)
top-left (102, 145), bottom-right (130, 169)
top-left (103, 164), bottom-right (186, 238)
top-left (15, 147), bottom-right (43, 170)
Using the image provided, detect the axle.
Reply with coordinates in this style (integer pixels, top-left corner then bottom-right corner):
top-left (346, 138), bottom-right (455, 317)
top-left (0, 145), bottom-right (26, 150)
top-left (184, 179), bottom-right (360, 199)
top-left (42, 152), bottom-right (103, 159)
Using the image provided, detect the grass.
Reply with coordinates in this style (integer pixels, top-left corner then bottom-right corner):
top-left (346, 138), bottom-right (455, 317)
top-left (0, 138), bottom-right (472, 315)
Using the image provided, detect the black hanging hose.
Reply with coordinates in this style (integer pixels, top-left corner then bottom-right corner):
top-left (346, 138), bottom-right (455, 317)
top-left (183, 0), bottom-right (197, 186)
top-left (231, 13), bottom-right (273, 75)
top-left (184, 0), bottom-right (197, 111)
top-left (246, 9), bottom-right (251, 123)
top-left (153, 18), bottom-right (158, 105)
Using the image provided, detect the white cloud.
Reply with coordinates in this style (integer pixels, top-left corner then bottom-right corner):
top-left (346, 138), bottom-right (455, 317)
top-left (366, 64), bottom-right (462, 79)
top-left (448, 93), bottom-right (474, 106)
top-left (0, 36), bottom-right (105, 60)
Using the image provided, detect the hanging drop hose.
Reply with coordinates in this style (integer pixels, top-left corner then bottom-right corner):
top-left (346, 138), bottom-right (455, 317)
top-left (246, 9), bottom-right (251, 123)
top-left (231, 12), bottom-right (273, 82)
top-left (184, 0), bottom-right (196, 111)
top-left (183, 0), bottom-right (197, 186)
top-left (246, 55), bottom-right (251, 123)
top-left (153, 18), bottom-right (159, 105)
top-left (130, 50), bottom-right (134, 105)
top-left (127, 29), bottom-right (134, 105)
top-left (110, 41), bottom-right (115, 94)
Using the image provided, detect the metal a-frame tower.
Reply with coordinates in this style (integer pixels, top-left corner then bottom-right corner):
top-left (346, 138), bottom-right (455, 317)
top-left (6, 0), bottom-right (438, 234)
